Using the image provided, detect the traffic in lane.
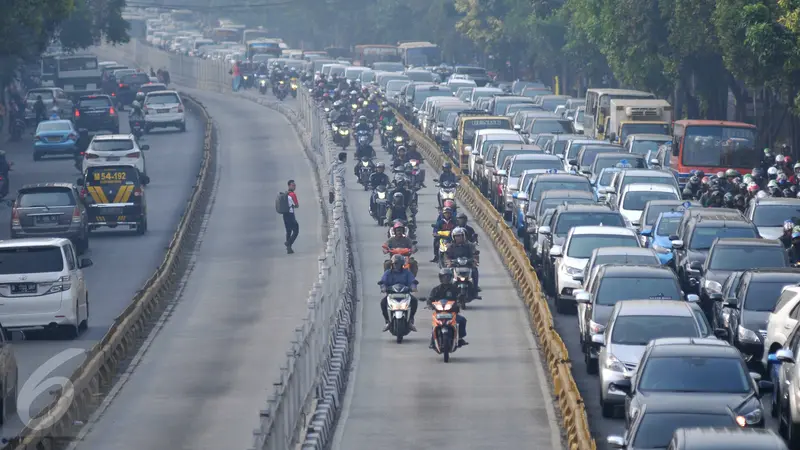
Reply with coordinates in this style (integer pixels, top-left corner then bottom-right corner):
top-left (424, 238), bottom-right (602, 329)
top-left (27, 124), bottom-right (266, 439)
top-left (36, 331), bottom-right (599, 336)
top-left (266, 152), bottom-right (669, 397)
top-left (67, 87), bottom-right (324, 450)
top-left (333, 139), bottom-right (561, 449)
top-left (0, 109), bottom-right (204, 438)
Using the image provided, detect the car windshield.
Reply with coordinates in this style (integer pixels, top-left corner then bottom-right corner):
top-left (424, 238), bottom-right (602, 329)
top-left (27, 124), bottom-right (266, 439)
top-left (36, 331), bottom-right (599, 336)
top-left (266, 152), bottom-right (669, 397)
top-left (656, 216), bottom-right (681, 235)
top-left (744, 281), bottom-right (800, 311)
top-left (708, 247), bottom-right (787, 270)
top-left (596, 277), bottom-right (680, 305)
top-left (576, 110), bottom-right (584, 122)
top-left (644, 204), bottom-right (684, 225)
top-left (566, 234), bottom-right (639, 258)
top-left (145, 93), bottom-right (180, 104)
top-left (555, 213), bottom-right (625, 236)
top-left (753, 205), bottom-right (800, 227)
top-left (510, 159), bottom-right (561, 177)
top-left (18, 188), bottom-right (75, 207)
top-left (531, 119), bottom-right (572, 134)
top-left (598, 170), bottom-right (619, 186)
top-left (533, 181), bottom-right (591, 202)
top-left (578, 146), bottom-right (621, 166)
top-left (611, 315), bottom-right (699, 345)
top-left (593, 254), bottom-right (659, 267)
top-left (90, 139), bottom-right (134, 151)
top-left (539, 198), bottom-right (593, 214)
top-left (593, 155), bottom-right (646, 172)
top-left (496, 150), bottom-right (533, 168)
top-left (37, 122), bottom-right (71, 132)
top-left (621, 175), bottom-right (676, 191)
top-left (631, 139), bottom-right (669, 156)
top-left (632, 413), bottom-right (735, 449)
top-left (639, 356), bottom-right (750, 393)
top-left (541, 99), bottom-right (569, 111)
top-left (79, 98), bottom-right (110, 108)
top-left (623, 191), bottom-right (679, 211)
top-left (689, 226), bottom-right (758, 250)
top-left (414, 89), bottom-right (452, 107)
top-left (551, 140), bottom-right (569, 157)
top-left (0, 247), bottom-right (64, 274)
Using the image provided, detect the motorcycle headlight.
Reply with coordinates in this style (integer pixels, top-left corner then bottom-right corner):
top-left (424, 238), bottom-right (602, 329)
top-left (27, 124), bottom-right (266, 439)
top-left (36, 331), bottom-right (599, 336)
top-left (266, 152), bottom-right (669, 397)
top-left (386, 126), bottom-right (394, 131)
top-left (377, 192), bottom-right (386, 199)
top-left (395, 136), bottom-right (403, 142)
top-left (442, 192), bottom-right (454, 199)
top-left (279, 81), bottom-right (284, 84)
top-left (363, 101), bottom-right (369, 106)
top-left (361, 161), bottom-right (369, 166)
top-left (243, 76), bottom-right (248, 80)
top-left (291, 84), bottom-right (297, 89)
top-left (332, 124), bottom-right (338, 131)
top-left (340, 130), bottom-right (349, 135)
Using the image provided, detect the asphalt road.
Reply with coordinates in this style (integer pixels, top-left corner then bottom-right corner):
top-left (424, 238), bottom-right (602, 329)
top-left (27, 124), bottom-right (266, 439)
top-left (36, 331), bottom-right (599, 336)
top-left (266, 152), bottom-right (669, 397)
top-left (67, 85), bottom-right (324, 449)
top-left (331, 137), bottom-right (562, 450)
top-left (0, 109), bottom-right (204, 437)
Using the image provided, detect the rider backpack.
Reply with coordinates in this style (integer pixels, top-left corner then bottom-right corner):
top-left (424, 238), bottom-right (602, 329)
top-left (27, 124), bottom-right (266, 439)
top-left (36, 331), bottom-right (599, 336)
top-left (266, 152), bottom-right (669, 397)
top-left (275, 191), bottom-right (290, 214)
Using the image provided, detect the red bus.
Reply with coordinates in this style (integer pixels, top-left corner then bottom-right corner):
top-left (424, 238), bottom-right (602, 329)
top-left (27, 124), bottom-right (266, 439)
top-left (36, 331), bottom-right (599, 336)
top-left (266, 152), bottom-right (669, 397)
top-left (668, 120), bottom-right (758, 185)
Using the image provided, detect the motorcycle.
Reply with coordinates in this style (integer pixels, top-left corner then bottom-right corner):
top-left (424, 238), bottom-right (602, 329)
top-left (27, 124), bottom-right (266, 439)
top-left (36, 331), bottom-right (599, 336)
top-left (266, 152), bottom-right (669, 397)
top-left (290, 78), bottom-right (298, 98)
top-left (436, 179), bottom-right (458, 209)
top-left (10, 117), bottom-right (24, 141)
top-left (381, 124), bottom-right (395, 147)
top-left (384, 284), bottom-right (413, 343)
top-left (430, 299), bottom-right (460, 362)
top-left (130, 119), bottom-right (144, 140)
top-left (382, 246), bottom-right (419, 276)
top-left (258, 75), bottom-right (268, 94)
top-left (276, 81), bottom-right (288, 101)
top-left (407, 159), bottom-right (423, 191)
top-left (450, 256), bottom-right (480, 308)
top-left (333, 123), bottom-right (350, 149)
top-left (388, 134), bottom-right (406, 156)
top-left (357, 157), bottom-right (374, 190)
top-left (433, 228), bottom-right (452, 269)
top-left (355, 129), bottom-right (372, 150)
top-left (372, 184), bottom-right (389, 225)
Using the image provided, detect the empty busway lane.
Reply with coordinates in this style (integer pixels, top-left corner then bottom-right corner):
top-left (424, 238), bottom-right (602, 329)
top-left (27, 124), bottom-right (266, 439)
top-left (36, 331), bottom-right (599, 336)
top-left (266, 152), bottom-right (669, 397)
top-left (333, 151), bottom-right (562, 449)
top-left (0, 110), bottom-right (204, 438)
top-left (70, 87), bottom-right (323, 450)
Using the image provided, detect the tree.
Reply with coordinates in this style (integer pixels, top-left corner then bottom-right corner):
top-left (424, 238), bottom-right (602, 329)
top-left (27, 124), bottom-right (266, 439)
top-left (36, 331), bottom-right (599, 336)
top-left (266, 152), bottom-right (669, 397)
top-left (58, 0), bottom-right (130, 51)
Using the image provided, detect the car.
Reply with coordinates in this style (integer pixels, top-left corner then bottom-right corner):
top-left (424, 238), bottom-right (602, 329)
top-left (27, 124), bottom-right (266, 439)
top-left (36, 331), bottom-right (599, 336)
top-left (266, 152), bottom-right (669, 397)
top-left (593, 167), bottom-right (621, 203)
top-left (522, 173), bottom-right (594, 230)
top-left (10, 183), bottom-right (90, 253)
top-left (603, 168), bottom-right (681, 205)
top-left (79, 165), bottom-right (150, 234)
top-left (136, 82), bottom-right (168, 97)
top-left (576, 264), bottom-right (688, 373)
top-left (82, 134), bottom-right (149, 175)
top-left (595, 300), bottom-right (714, 417)
top-left (569, 144), bottom-right (622, 175)
top-left (562, 138), bottom-right (608, 171)
top-left (762, 284), bottom-right (800, 372)
top-left (612, 183), bottom-right (681, 228)
top-left (698, 239), bottom-right (789, 315)
top-left (616, 337), bottom-right (770, 428)
top-left (718, 269), bottom-right (800, 369)
top-left (115, 72), bottom-right (151, 106)
top-left (499, 153), bottom-right (561, 218)
top-left (0, 237), bottom-right (92, 338)
top-left (550, 225), bottom-right (640, 313)
top-left (622, 133), bottom-right (673, 157)
top-left (485, 144), bottom-right (544, 208)
top-left (638, 199), bottom-right (699, 238)
top-left (24, 88), bottom-right (73, 126)
top-left (511, 169), bottom-right (560, 233)
top-left (643, 211), bottom-right (684, 266)
top-left (668, 427), bottom-right (788, 450)
top-left (73, 95), bottom-right (119, 134)
top-left (772, 328), bottom-right (800, 445)
top-left (143, 90), bottom-right (186, 132)
top-left (32, 120), bottom-right (79, 161)
top-left (745, 197), bottom-right (800, 240)
top-left (541, 133), bottom-right (584, 159)
top-left (588, 154), bottom-right (647, 185)
top-left (524, 190), bottom-right (595, 260)
top-left (578, 246), bottom-right (661, 290)
top-left (606, 400), bottom-right (743, 450)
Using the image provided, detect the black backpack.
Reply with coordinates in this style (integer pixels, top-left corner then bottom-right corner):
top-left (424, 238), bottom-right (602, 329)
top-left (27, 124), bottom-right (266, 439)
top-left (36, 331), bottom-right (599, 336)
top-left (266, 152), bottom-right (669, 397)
top-left (275, 191), bottom-right (290, 214)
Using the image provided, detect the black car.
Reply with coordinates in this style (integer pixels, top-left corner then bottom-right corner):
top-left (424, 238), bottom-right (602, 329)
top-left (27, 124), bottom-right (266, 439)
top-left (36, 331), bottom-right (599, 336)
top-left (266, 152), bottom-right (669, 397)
top-left (698, 238), bottom-right (788, 318)
top-left (773, 326), bottom-right (800, 446)
top-left (718, 269), bottom-right (800, 369)
top-left (669, 427), bottom-right (788, 450)
top-left (115, 72), bottom-right (151, 106)
top-left (569, 144), bottom-right (623, 174)
top-left (711, 271), bottom-right (745, 330)
top-left (73, 95), bottom-right (119, 133)
top-left (615, 337), bottom-right (771, 429)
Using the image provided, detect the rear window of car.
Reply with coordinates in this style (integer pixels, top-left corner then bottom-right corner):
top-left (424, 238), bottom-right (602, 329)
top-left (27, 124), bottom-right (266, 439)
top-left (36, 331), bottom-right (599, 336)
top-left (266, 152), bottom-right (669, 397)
top-left (555, 213), bottom-right (625, 235)
top-left (145, 93), bottom-right (180, 104)
top-left (78, 97), bottom-right (111, 108)
top-left (121, 73), bottom-right (150, 85)
top-left (18, 188), bottom-right (76, 207)
top-left (27, 91), bottom-right (54, 101)
top-left (139, 84), bottom-right (166, 94)
top-left (90, 139), bottom-right (134, 151)
top-left (37, 121), bottom-right (72, 132)
top-left (0, 246), bottom-right (64, 274)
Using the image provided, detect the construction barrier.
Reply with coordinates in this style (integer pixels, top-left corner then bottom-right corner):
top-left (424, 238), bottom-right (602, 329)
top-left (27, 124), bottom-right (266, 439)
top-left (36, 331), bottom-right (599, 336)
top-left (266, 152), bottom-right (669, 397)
top-left (11, 94), bottom-right (216, 450)
top-left (394, 110), bottom-right (596, 450)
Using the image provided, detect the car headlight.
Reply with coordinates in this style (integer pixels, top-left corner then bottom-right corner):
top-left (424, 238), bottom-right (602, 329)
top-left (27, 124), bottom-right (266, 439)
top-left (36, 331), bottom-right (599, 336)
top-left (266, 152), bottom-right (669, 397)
top-left (737, 325), bottom-right (760, 343)
top-left (562, 265), bottom-right (583, 277)
top-left (604, 353), bottom-right (626, 372)
top-left (651, 243), bottom-right (672, 254)
top-left (703, 279), bottom-right (722, 293)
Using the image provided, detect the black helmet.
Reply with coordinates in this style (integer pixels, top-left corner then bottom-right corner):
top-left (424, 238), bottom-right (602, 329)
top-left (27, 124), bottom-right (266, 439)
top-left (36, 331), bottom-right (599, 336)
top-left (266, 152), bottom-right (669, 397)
top-left (391, 254), bottom-right (405, 269)
top-left (392, 192), bottom-right (404, 204)
top-left (442, 162), bottom-right (452, 171)
top-left (376, 162), bottom-right (385, 170)
top-left (456, 212), bottom-right (468, 224)
top-left (438, 268), bottom-right (452, 283)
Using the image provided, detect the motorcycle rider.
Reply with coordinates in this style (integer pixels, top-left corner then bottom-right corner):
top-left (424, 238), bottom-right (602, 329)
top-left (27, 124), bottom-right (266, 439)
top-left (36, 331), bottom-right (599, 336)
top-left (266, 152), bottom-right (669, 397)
top-left (428, 268), bottom-right (469, 349)
top-left (354, 115), bottom-right (372, 134)
top-left (128, 92), bottom-right (145, 126)
top-left (379, 106), bottom-right (397, 146)
top-left (389, 178), bottom-right (415, 210)
top-left (33, 95), bottom-right (46, 125)
top-left (378, 254), bottom-right (419, 331)
top-left (456, 212), bottom-right (478, 244)
top-left (369, 163), bottom-right (390, 216)
top-left (406, 142), bottom-right (424, 162)
top-left (789, 228), bottom-right (800, 265)
top-left (438, 162), bottom-right (459, 184)
top-left (392, 122), bottom-right (409, 142)
top-left (333, 103), bottom-right (353, 125)
top-left (393, 146), bottom-right (409, 169)
top-left (781, 220), bottom-right (794, 249)
top-left (431, 206), bottom-right (456, 262)
top-left (443, 227), bottom-right (480, 293)
top-left (383, 221), bottom-right (417, 270)
top-left (386, 192), bottom-right (414, 228)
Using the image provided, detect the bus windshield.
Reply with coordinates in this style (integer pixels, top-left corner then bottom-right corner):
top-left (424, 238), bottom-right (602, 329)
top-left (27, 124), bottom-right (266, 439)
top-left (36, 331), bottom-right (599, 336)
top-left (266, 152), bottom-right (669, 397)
top-left (682, 126), bottom-right (758, 168)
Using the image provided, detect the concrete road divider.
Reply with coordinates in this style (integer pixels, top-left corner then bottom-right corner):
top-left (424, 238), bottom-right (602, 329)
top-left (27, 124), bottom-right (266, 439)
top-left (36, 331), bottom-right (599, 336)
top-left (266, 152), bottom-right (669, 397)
top-left (9, 95), bottom-right (215, 450)
top-left (392, 109), bottom-right (596, 450)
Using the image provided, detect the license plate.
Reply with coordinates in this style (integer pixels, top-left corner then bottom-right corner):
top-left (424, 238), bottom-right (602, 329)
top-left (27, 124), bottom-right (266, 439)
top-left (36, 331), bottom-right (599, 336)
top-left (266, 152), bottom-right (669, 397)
top-left (106, 156), bottom-right (120, 161)
top-left (157, 108), bottom-right (169, 113)
top-left (46, 136), bottom-right (62, 142)
top-left (35, 215), bottom-right (59, 224)
top-left (97, 207), bottom-right (123, 215)
top-left (11, 283), bottom-right (37, 294)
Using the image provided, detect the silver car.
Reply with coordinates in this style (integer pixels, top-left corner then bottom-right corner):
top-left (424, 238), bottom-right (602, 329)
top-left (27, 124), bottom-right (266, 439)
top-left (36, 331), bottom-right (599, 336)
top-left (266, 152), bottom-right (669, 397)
top-left (595, 299), bottom-right (710, 418)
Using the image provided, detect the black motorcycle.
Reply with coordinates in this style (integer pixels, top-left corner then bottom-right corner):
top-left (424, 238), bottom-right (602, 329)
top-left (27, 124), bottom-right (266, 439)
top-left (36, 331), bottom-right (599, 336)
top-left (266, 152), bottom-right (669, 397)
top-left (372, 184), bottom-right (389, 226)
top-left (451, 256), bottom-right (480, 309)
top-left (258, 75), bottom-right (268, 94)
top-left (357, 157), bottom-right (374, 190)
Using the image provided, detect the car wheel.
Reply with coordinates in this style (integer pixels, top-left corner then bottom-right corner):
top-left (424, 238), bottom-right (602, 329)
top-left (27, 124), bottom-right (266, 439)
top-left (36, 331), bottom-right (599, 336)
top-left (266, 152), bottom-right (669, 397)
top-left (179, 122), bottom-right (186, 132)
top-left (136, 218), bottom-right (146, 235)
top-left (79, 295), bottom-right (89, 332)
top-left (600, 395), bottom-right (615, 418)
top-left (33, 152), bottom-right (42, 162)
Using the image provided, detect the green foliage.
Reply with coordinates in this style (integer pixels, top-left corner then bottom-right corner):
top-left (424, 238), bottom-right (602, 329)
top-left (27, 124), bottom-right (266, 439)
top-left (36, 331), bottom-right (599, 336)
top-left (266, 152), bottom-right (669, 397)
top-left (58, 0), bottom-right (130, 51)
top-left (0, 0), bottom-right (74, 61)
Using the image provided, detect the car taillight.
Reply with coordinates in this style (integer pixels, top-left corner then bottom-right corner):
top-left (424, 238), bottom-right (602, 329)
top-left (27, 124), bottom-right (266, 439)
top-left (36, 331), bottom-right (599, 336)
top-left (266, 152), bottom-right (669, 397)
top-left (72, 206), bottom-right (81, 223)
top-left (74, 110), bottom-right (80, 118)
top-left (68, 133), bottom-right (78, 140)
top-left (11, 207), bottom-right (19, 226)
top-left (177, 106), bottom-right (183, 113)
top-left (111, 92), bottom-right (116, 97)
top-left (109, 107), bottom-right (116, 115)
top-left (119, 83), bottom-right (126, 88)
top-left (125, 152), bottom-right (140, 158)
top-left (80, 188), bottom-right (88, 198)
top-left (85, 153), bottom-right (99, 159)
top-left (133, 187), bottom-right (143, 197)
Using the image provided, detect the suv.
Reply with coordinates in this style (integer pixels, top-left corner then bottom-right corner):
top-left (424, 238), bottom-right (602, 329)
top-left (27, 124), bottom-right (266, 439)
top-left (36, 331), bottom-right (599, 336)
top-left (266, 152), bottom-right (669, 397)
top-left (763, 284), bottom-right (800, 372)
top-left (0, 238), bottom-right (92, 339)
top-left (83, 134), bottom-right (149, 175)
top-left (143, 90), bottom-right (186, 133)
top-left (73, 95), bottom-right (119, 133)
top-left (668, 428), bottom-right (788, 450)
top-left (744, 196), bottom-right (800, 240)
top-left (10, 183), bottom-right (90, 253)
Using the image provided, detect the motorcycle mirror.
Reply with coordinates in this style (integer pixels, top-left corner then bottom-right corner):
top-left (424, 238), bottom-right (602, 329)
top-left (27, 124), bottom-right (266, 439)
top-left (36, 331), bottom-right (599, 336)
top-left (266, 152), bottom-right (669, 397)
top-left (433, 178), bottom-right (439, 182)
top-left (140, 144), bottom-right (150, 151)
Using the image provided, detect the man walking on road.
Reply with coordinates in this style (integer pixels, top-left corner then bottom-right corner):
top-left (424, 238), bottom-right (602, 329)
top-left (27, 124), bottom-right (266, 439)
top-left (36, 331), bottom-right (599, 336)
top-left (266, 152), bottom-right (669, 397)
top-left (283, 180), bottom-right (300, 254)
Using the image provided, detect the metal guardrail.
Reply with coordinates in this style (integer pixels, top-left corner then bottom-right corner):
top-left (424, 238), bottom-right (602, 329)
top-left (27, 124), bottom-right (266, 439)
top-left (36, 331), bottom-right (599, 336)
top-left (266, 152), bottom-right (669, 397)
top-left (103, 41), bottom-right (359, 450)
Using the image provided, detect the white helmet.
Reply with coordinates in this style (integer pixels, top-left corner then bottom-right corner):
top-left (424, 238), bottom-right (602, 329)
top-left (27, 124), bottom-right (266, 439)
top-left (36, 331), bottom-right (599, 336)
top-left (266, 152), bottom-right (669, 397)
top-left (777, 154), bottom-right (786, 163)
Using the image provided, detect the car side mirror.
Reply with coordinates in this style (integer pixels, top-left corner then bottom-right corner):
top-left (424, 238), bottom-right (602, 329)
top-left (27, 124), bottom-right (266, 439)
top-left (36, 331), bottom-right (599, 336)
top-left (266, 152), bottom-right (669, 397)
top-left (709, 293), bottom-right (723, 302)
top-left (445, 127), bottom-right (452, 133)
top-left (550, 244), bottom-right (562, 257)
top-left (516, 192), bottom-right (528, 201)
top-left (141, 175), bottom-right (151, 185)
top-left (606, 436), bottom-right (625, 448)
top-left (639, 228), bottom-right (651, 237)
top-left (433, 178), bottom-right (439, 182)
top-left (79, 258), bottom-right (93, 269)
top-left (776, 348), bottom-right (796, 364)
top-left (580, 169), bottom-right (591, 175)
top-left (497, 170), bottom-right (507, 177)
top-left (671, 239), bottom-right (685, 249)
top-left (556, 154), bottom-right (564, 160)
top-left (713, 328), bottom-right (729, 340)
top-left (689, 261), bottom-right (703, 271)
top-left (538, 226), bottom-right (551, 236)
top-left (513, 124), bottom-right (521, 131)
top-left (610, 378), bottom-right (631, 395)
top-left (573, 274), bottom-right (584, 283)
top-left (597, 125), bottom-right (605, 134)
top-left (478, 158), bottom-right (486, 165)
top-left (568, 159), bottom-right (578, 166)
top-left (608, 132), bottom-right (617, 142)
top-left (686, 294), bottom-right (699, 302)
top-left (450, 130), bottom-right (457, 138)
top-left (140, 144), bottom-right (150, 150)
top-left (591, 333), bottom-right (604, 346)
top-left (724, 298), bottom-right (738, 308)
top-left (650, 158), bottom-right (659, 166)
top-left (76, 178), bottom-right (84, 186)
top-left (759, 380), bottom-right (774, 392)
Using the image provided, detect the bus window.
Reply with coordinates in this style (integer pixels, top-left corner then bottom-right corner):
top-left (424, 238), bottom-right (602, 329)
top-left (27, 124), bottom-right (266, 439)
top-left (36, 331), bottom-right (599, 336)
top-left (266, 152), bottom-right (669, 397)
top-left (682, 126), bottom-right (757, 169)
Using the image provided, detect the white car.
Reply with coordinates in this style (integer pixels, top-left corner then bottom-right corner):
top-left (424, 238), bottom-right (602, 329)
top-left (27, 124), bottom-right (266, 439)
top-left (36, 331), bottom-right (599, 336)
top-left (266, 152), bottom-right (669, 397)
top-left (83, 134), bottom-right (149, 175)
top-left (0, 238), bottom-right (92, 338)
top-left (143, 90), bottom-right (186, 132)
top-left (762, 285), bottom-right (800, 370)
top-left (550, 226), bottom-right (640, 313)
top-left (613, 183), bottom-right (680, 228)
